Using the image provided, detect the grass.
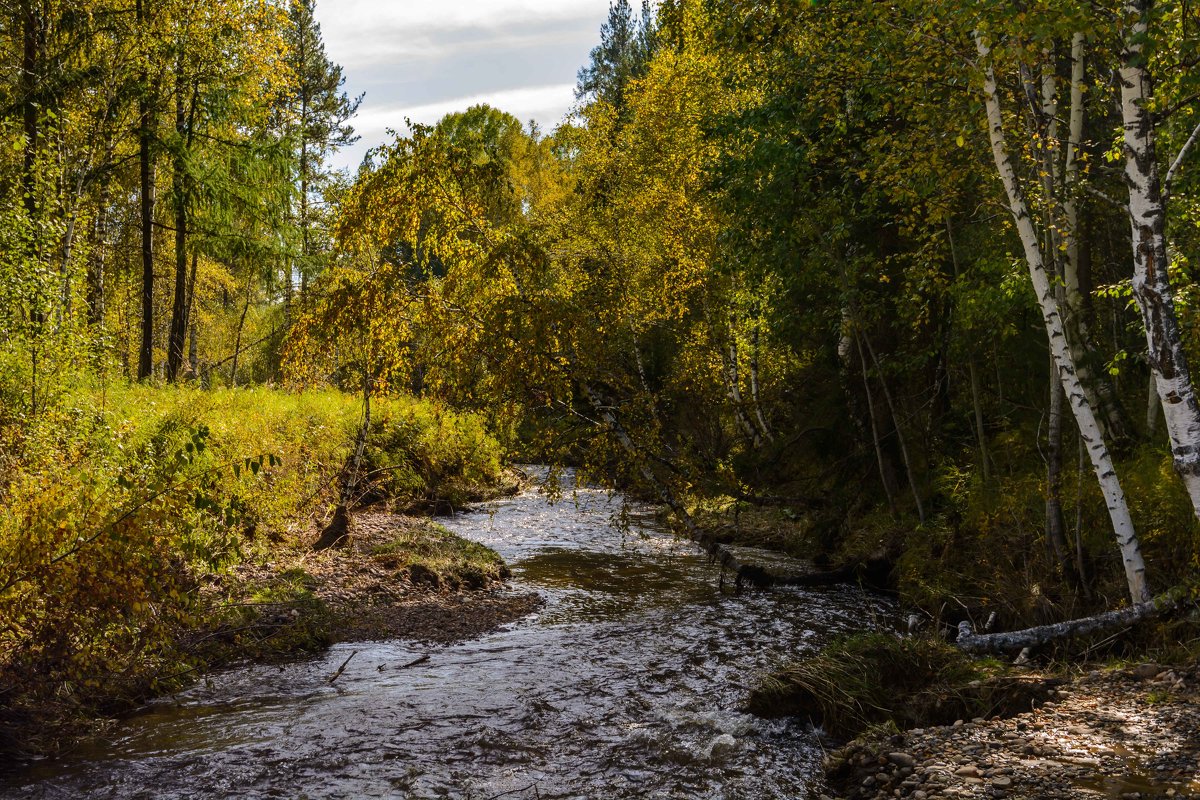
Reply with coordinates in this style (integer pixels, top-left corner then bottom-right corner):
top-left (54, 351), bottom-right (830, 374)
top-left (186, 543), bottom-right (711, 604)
top-left (370, 520), bottom-right (508, 590)
top-left (0, 380), bottom-right (507, 757)
top-left (748, 632), bottom-right (1055, 738)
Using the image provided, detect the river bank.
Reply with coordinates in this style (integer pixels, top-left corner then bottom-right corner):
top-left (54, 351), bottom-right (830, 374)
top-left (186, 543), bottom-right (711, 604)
top-left (199, 505), bottom-right (542, 650)
top-left (1, 499), bottom-right (537, 763)
top-left (0, 385), bottom-right (529, 763)
top-left (2, 471), bottom-right (890, 799)
top-left (819, 662), bottom-right (1200, 799)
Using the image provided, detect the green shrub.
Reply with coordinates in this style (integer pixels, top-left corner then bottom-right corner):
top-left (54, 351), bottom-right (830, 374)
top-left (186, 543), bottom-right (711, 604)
top-left (0, 382), bottom-right (505, 748)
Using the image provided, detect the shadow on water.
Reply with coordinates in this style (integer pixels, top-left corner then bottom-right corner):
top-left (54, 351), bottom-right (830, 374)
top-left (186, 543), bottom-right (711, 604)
top-left (2, 469), bottom-right (892, 799)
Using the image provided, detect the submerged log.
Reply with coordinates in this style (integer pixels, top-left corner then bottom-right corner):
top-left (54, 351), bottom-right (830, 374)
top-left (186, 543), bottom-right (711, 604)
top-left (955, 588), bottom-right (1187, 654)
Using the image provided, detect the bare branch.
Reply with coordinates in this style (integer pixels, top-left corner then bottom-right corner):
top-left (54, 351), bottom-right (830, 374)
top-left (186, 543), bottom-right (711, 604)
top-left (1164, 119), bottom-right (1200, 200)
top-left (1083, 184), bottom-right (1126, 211)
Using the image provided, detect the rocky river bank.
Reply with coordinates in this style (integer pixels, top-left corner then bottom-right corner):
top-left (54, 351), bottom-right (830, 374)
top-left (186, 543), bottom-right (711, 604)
top-left (821, 663), bottom-right (1200, 800)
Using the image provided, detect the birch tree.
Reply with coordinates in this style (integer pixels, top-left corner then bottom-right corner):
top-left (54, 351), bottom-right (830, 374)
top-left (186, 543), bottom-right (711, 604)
top-left (1118, 0), bottom-right (1200, 519)
top-left (975, 32), bottom-right (1151, 604)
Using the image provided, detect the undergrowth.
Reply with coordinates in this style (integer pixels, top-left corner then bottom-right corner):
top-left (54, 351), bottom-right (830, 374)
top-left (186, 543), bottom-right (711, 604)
top-left (0, 382), bottom-right (505, 758)
top-left (748, 633), bottom-right (1055, 738)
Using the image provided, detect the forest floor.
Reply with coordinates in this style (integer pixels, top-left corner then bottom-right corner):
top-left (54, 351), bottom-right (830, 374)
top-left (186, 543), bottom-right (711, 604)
top-left (820, 663), bottom-right (1200, 800)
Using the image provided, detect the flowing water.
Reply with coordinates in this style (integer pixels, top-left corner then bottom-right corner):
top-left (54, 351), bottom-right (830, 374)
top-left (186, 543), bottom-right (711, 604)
top-left (3, 471), bottom-right (891, 799)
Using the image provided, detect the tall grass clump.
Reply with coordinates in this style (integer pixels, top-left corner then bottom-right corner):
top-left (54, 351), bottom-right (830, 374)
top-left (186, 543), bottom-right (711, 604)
top-left (748, 633), bottom-right (1050, 738)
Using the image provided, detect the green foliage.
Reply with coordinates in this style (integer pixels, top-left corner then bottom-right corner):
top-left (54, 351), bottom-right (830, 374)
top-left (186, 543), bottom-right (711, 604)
top-left (0, 381), bottom-right (503, 746)
top-left (360, 400), bottom-right (504, 510)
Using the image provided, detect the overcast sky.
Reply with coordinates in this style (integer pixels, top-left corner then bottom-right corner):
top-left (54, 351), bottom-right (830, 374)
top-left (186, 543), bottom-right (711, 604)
top-left (312, 0), bottom-right (611, 171)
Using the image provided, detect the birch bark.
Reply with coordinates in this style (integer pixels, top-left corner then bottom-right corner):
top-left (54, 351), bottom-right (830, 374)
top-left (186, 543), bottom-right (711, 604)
top-left (1119, 0), bottom-right (1200, 517)
top-left (976, 32), bottom-right (1150, 604)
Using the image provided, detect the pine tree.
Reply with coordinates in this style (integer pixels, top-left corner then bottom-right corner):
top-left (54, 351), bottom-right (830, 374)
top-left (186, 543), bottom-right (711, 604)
top-left (575, 0), bottom-right (656, 113)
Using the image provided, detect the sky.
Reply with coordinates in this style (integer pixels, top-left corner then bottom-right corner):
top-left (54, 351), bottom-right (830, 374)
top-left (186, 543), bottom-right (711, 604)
top-left (312, 0), bottom-right (612, 171)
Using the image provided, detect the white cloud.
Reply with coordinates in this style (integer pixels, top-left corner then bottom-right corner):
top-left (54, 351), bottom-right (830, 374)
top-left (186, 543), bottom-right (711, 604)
top-left (324, 18), bottom-right (598, 67)
top-left (312, 0), bottom-right (609, 170)
top-left (350, 83), bottom-right (576, 150)
top-left (318, 0), bottom-right (602, 35)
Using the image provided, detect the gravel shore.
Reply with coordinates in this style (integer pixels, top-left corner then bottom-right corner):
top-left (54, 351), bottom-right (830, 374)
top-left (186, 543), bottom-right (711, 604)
top-left (821, 664), bottom-right (1200, 800)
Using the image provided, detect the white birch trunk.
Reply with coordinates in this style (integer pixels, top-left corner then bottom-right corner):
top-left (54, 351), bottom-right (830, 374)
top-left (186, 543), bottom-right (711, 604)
top-left (956, 592), bottom-right (1177, 654)
top-left (976, 33), bottom-right (1150, 604)
top-left (725, 325), bottom-right (762, 449)
top-left (749, 320), bottom-right (774, 442)
top-left (1063, 32), bottom-right (1087, 318)
top-left (1119, 0), bottom-right (1200, 519)
top-left (1035, 45), bottom-right (1130, 447)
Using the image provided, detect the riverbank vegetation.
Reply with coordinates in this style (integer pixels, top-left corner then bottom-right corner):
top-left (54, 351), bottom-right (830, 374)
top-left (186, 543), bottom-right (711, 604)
top-left (0, 0), bottom-right (520, 757)
top-left (0, 385), bottom-right (509, 755)
top-left (303, 0), bottom-right (1200, 640)
top-left (5, 0), bottom-right (1200, 768)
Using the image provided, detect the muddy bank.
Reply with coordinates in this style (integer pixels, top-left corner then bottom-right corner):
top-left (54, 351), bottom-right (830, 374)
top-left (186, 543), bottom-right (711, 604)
top-left (202, 506), bottom-right (541, 650)
top-left (819, 664), bottom-right (1200, 800)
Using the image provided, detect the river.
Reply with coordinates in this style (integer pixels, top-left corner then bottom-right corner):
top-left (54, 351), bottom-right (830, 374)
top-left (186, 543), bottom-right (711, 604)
top-left (3, 471), bottom-right (891, 799)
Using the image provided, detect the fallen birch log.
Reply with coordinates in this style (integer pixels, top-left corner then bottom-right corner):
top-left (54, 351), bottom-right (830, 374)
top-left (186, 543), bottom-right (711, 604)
top-left (956, 588), bottom-right (1189, 654)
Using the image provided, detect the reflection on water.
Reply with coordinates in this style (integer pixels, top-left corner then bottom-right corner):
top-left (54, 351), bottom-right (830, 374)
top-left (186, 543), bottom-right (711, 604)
top-left (3, 470), bottom-right (890, 799)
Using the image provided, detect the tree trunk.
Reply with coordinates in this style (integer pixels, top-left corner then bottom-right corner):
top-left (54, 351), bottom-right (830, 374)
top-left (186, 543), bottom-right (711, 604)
top-left (856, 334), bottom-right (898, 517)
top-left (1027, 49), bottom-right (1132, 450)
top-left (58, 173), bottom-right (87, 328)
top-left (947, 219), bottom-right (992, 482)
top-left (20, 0), bottom-right (46, 347)
top-left (1119, 0), bottom-right (1200, 519)
top-left (1147, 371), bottom-right (1160, 439)
top-left (968, 360), bottom-right (992, 481)
top-left (956, 597), bottom-right (1176, 654)
top-left (749, 317), bottom-right (773, 442)
top-left (187, 250), bottom-right (198, 379)
top-left (137, 0), bottom-right (156, 381)
top-left (167, 72), bottom-right (189, 381)
top-left (20, 0), bottom-right (40, 225)
top-left (862, 334), bottom-right (925, 524)
top-left (1045, 356), bottom-right (1073, 580)
top-left (230, 271), bottom-right (252, 388)
top-left (1074, 436), bottom-right (1092, 600)
top-left (87, 187), bottom-right (108, 328)
top-left (298, 21), bottom-right (311, 296)
top-left (707, 303), bottom-right (761, 449)
top-left (976, 32), bottom-right (1150, 604)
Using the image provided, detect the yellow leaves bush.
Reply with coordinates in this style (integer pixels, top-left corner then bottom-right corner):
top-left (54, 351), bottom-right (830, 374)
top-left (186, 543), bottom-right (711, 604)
top-left (0, 382), bottom-right (504, 738)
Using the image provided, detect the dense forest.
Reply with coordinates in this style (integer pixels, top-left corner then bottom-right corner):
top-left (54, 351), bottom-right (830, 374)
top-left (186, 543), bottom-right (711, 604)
top-left (294, 0), bottom-right (1200, 618)
top-left (3, 0), bottom-right (1200, 777)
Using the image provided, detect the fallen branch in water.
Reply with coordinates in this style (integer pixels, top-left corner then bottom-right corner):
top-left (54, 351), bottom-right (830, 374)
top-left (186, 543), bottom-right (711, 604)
top-left (482, 783), bottom-right (539, 800)
top-left (399, 654), bottom-right (430, 669)
top-left (327, 650), bottom-right (357, 684)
